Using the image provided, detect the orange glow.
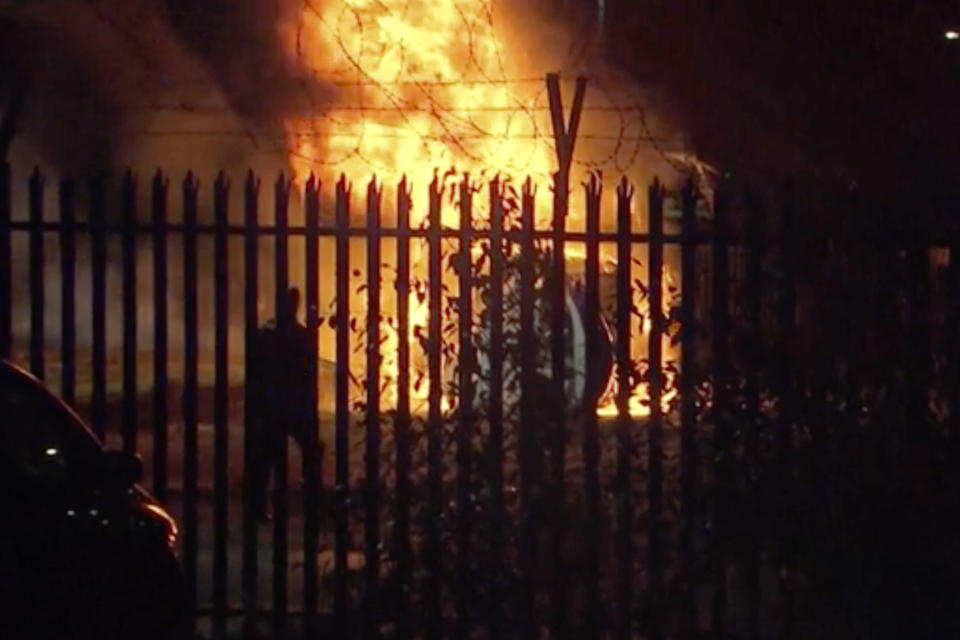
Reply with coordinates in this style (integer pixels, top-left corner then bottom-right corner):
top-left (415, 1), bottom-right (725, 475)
top-left (284, 1), bottom-right (683, 420)
top-left (144, 502), bottom-right (180, 549)
top-left (286, 0), bottom-right (558, 219)
top-left (593, 264), bottom-right (681, 419)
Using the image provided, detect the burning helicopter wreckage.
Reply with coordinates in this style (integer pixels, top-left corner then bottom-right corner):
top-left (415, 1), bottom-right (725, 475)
top-left (278, 0), bottom-right (719, 418)
top-left (1, 0), bottom-right (717, 418)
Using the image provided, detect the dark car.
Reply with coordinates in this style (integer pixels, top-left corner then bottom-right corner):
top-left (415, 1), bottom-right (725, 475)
top-left (0, 360), bottom-right (186, 640)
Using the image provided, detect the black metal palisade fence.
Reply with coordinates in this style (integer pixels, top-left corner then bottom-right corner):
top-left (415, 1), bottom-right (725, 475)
top-left (0, 160), bottom-right (950, 640)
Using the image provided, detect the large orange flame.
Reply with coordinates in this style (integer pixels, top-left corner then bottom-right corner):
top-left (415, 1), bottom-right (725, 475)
top-left (283, 0), bottom-right (681, 419)
top-left (286, 0), bottom-right (559, 214)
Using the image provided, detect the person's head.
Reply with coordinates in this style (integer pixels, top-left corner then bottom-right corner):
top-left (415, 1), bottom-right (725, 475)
top-left (286, 287), bottom-right (300, 317)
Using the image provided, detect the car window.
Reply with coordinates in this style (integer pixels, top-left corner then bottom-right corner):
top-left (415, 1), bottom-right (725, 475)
top-left (0, 370), bottom-right (102, 486)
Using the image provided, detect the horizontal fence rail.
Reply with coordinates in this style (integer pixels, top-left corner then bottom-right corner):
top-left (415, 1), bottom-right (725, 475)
top-left (0, 163), bottom-right (955, 639)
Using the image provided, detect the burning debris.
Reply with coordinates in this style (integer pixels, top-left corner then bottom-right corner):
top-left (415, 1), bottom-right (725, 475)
top-left (1, 0), bottom-right (700, 418)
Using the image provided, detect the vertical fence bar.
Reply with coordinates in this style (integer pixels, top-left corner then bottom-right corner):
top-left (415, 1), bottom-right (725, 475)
top-left (425, 175), bottom-right (443, 640)
top-left (394, 178), bottom-right (412, 640)
top-left (334, 175), bottom-right (351, 638)
top-left (60, 180), bottom-right (76, 406)
top-left (455, 174), bottom-right (474, 640)
top-left (303, 175), bottom-right (321, 640)
top-left (885, 231), bottom-right (908, 467)
top-left (777, 183), bottom-right (798, 638)
top-left (213, 172), bottom-right (230, 636)
top-left (954, 244), bottom-right (960, 433)
top-left (744, 190), bottom-right (764, 639)
top-left (710, 179), bottom-right (732, 638)
top-left (951, 224), bottom-right (960, 440)
top-left (545, 73), bottom-right (586, 640)
top-left (364, 179), bottom-right (383, 640)
top-left (582, 175), bottom-right (602, 639)
top-left (907, 236), bottom-right (931, 443)
top-left (29, 168), bottom-right (44, 379)
top-left (121, 170), bottom-right (138, 455)
top-left (518, 178), bottom-right (538, 640)
top-left (242, 171), bottom-right (261, 638)
top-left (153, 172), bottom-right (169, 501)
top-left (486, 177), bottom-right (505, 639)
top-left (0, 160), bottom-right (9, 359)
top-left (272, 174), bottom-right (291, 636)
top-left (182, 172), bottom-right (200, 620)
top-left (549, 171), bottom-right (568, 640)
top-left (647, 179), bottom-right (665, 640)
top-left (90, 179), bottom-right (107, 438)
top-left (678, 180), bottom-right (699, 636)
top-left (614, 179), bottom-right (633, 640)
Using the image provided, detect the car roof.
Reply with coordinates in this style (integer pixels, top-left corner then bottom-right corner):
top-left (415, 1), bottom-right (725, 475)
top-left (0, 359), bottom-right (104, 449)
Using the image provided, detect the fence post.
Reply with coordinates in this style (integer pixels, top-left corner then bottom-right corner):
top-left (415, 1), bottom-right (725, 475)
top-left (582, 173), bottom-right (602, 639)
top-left (364, 178), bottom-right (383, 640)
top-left (29, 167), bottom-right (44, 380)
top-left (212, 172), bottom-right (230, 637)
top-left (303, 174), bottom-right (321, 640)
top-left (153, 171), bottom-right (169, 502)
top-left (710, 178), bottom-right (731, 638)
top-left (614, 179), bottom-right (633, 640)
top-left (90, 178), bottom-right (107, 439)
top-left (744, 189), bottom-right (765, 638)
top-left (776, 180), bottom-right (797, 638)
top-left (272, 173), bottom-right (291, 637)
top-left (121, 170), bottom-right (138, 455)
top-left (548, 180), bottom-right (569, 638)
top-left (518, 178), bottom-right (538, 640)
top-left (906, 236), bottom-right (931, 443)
top-left (334, 175), bottom-right (352, 638)
top-left (0, 159), bottom-right (9, 359)
top-left (242, 171), bottom-right (261, 639)
top-left (60, 180), bottom-right (76, 406)
top-left (545, 74), bottom-right (586, 640)
top-left (647, 178), bottom-right (665, 640)
top-left (456, 174), bottom-right (474, 640)
top-left (678, 180), bottom-right (700, 637)
top-left (486, 177), bottom-right (505, 640)
top-left (182, 172), bottom-right (200, 624)
top-left (425, 175), bottom-right (443, 640)
top-left (394, 177), bottom-right (413, 640)
top-left (951, 218), bottom-right (960, 440)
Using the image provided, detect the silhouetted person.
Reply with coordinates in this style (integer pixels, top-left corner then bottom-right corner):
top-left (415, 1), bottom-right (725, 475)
top-left (246, 287), bottom-right (322, 522)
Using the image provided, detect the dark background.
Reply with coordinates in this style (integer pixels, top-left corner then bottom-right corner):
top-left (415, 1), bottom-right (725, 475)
top-left (600, 0), bottom-right (960, 222)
